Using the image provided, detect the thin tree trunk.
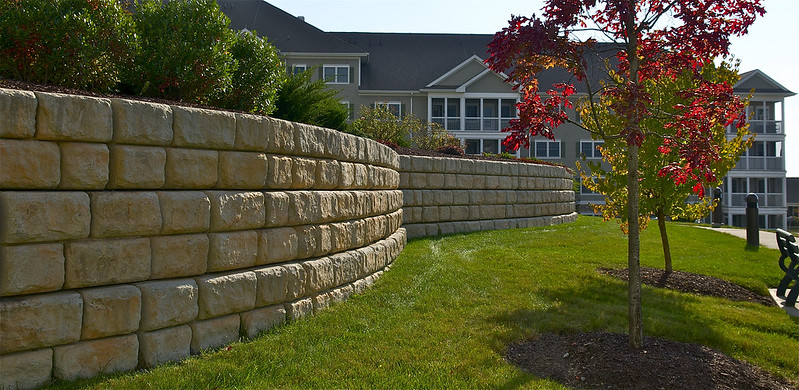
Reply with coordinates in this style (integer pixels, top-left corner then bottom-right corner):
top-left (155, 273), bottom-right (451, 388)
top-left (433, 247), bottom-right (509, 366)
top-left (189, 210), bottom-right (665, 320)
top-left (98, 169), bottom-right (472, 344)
top-left (657, 208), bottom-right (672, 274)
top-left (627, 144), bottom-right (643, 349)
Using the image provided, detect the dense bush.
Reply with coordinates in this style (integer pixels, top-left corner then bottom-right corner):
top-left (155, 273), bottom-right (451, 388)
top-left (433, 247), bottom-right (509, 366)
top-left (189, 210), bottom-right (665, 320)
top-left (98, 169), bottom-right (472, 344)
top-left (273, 68), bottom-right (350, 131)
top-left (0, 0), bottom-right (136, 92)
top-left (215, 30), bottom-right (284, 115)
top-left (352, 105), bottom-right (461, 150)
top-left (126, 0), bottom-right (236, 104)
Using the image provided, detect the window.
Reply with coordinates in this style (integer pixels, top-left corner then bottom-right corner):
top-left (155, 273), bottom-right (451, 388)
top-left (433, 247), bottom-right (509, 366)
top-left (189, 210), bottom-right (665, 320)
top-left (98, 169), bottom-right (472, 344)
top-left (375, 101), bottom-right (402, 118)
top-left (342, 101), bottom-right (353, 121)
top-left (465, 139), bottom-right (480, 155)
top-left (580, 140), bottom-right (603, 159)
top-left (292, 64), bottom-right (307, 75)
top-left (430, 97), bottom-right (518, 132)
top-left (323, 65), bottom-right (349, 84)
top-left (580, 177), bottom-right (600, 194)
top-left (534, 140), bottom-right (561, 158)
top-left (483, 139), bottom-right (499, 154)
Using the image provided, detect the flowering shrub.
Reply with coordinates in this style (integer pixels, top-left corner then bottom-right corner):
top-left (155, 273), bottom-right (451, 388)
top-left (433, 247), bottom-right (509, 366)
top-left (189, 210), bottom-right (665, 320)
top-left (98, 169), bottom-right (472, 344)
top-left (215, 30), bottom-right (284, 115)
top-left (0, 0), bottom-right (136, 92)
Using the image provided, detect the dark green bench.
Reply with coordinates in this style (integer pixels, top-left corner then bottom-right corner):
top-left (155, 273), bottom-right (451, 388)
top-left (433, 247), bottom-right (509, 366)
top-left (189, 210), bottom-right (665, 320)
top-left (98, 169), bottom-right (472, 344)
top-left (775, 229), bottom-right (799, 307)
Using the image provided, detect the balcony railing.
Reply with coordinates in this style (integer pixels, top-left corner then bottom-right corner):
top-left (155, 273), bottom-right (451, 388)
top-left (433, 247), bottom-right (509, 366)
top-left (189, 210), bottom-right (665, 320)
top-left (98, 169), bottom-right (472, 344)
top-left (733, 156), bottom-right (784, 171)
top-left (730, 192), bottom-right (784, 207)
top-left (728, 120), bottom-right (782, 134)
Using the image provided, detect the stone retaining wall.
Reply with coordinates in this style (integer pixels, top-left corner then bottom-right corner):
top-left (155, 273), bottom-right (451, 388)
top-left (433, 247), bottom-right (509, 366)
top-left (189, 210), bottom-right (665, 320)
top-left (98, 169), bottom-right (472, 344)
top-left (0, 88), bottom-right (406, 389)
top-left (398, 155), bottom-right (577, 238)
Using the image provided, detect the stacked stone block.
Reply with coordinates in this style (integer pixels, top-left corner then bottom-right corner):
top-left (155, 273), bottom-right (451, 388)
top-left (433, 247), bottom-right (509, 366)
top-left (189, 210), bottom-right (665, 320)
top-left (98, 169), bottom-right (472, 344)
top-left (398, 155), bottom-right (578, 238)
top-left (0, 88), bottom-right (405, 389)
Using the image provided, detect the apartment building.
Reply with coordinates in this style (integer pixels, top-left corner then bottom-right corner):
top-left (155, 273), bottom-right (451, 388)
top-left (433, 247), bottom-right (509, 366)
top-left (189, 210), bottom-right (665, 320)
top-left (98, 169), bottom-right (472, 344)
top-left (220, 0), bottom-right (793, 229)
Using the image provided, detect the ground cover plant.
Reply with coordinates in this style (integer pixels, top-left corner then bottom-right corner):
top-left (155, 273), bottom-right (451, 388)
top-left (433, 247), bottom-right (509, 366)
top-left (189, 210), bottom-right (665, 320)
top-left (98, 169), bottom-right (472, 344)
top-left (46, 217), bottom-right (798, 389)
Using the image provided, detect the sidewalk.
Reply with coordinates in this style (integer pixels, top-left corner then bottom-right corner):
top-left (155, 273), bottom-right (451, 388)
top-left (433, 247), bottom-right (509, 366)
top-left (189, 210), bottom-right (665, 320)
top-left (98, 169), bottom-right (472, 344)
top-left (695, 226), bottom-right (780, 250)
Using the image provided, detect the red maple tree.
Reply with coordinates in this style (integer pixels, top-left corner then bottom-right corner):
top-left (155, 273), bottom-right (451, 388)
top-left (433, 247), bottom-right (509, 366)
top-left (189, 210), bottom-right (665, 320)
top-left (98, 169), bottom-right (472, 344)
top-left (486, 0), bottom-right (764, 348)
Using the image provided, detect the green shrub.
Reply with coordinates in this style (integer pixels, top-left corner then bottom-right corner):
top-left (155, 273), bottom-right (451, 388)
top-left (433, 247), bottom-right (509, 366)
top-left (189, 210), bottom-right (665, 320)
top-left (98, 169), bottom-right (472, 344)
top-left (127, 0), bottom-right (235, 103)
top-left (215, 30), bottom-right (284, 115)
top-left (0, 0), bottom-right (136, 92)
top-left (273, 68), bottom-right (350, 131)
top-left (353, 105), bottom-right (459, 149)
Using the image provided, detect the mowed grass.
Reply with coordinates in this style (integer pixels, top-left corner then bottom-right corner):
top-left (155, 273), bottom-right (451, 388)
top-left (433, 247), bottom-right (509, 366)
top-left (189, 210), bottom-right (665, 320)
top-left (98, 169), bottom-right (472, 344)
top-left (51, 216), bottom-right (799, 389)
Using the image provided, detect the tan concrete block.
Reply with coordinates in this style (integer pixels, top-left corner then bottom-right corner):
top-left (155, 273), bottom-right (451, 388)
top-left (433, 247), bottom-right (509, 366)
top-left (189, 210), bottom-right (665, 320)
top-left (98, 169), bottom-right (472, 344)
top-left (190, 314), bottom-right (239, 354)
top-left (151, 234), bottom-right (208, 279)
top-left (284, 298), bottom-right (313, 321)
top-left (53, 334), bottom-right (138, 381)
top-left (0, 348), bottom-right (53, 390)
top-left (218, 151), bottom-right (268, 189)
top-left (265, 155), bottom-right (292, 189)
top-left (294, 124), bottom-right (326, 157)
top-left (64, 238), bottom-right (151, 288)
top-left (0, 88), bottom-right (37, 138)
top-left (329, 222), bottom-right (353, 253)
top-left (107, 144), bottom-right (165, 189)
top-left (339, 162), bottom-right (355, 189)
top-left (302, 258), bottom-right (336, 294)
top-left (252, 266), bottom-right (287, 307)
top-left (235, 113), bottom-right (271, 151)
top-left (164, 148), bottom-right (218, 188)
top-left (58, 142), bottom-right (109, 189)
top-left (265, 119), bottom-right (295, 154)
top-left (282, 263), bottom-right (306, 300)
top-left (324, 129), bottom-right (343, 158)
top-left (137, 325), bottom-right (192, 368)
top-left (35, 92), bottom-right (112, 142)
top-left (111, 98), bottom-right (172, 145)
top-left (339, 134), bottom-right (358, 161)
top-left (195, 271), bottom-right (257, 319)
top-left (207, 191), bottom-right (265, 232)
top-left (207, 231), bottom-right (258, 272)
top-left (257, 227), bottom-right (298, 265)
top-left (312, 291), bottom-right (333, 313)
top-left (353, 163), bottom-right (368, 188)
top-left (137, 279), bottom-right (198, 331)
top-left (315, 160), bottom-right (340, 189)
top-left (287, 191), bottom-right (320, 226)
top-left (157, 191), bottom-right (210, 234)
top-left (241, 305), bottom-right (286, 339)
top-left (0, 291), bottom-right (82, 354)
top-left (171, 106), bottom-right (235, 149)
top-left (290, 157), bottom-right (316, 189)
top-left (263, 191), bottom-right (290, 227)
top-left (295, 225), bottom-right (331, 259)
top-left (90, 192), bottom-right (161, 238)
top-left (0, 139), bottom-right (60, 189)
top-left (79, 285), bottom-right (141, 339)
top-left (0, 191), bottom-right (90, 244)
top-left (0, 243), bottom-right (64, 296)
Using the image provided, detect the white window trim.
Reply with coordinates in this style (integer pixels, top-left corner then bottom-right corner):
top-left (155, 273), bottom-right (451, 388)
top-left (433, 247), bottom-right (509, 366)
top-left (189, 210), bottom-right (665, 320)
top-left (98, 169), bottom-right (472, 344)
top-left (580, 140), bottom-right (604, 159)
top-left (292, 64), bottom-right (307, 74)
top-left (375, 101), bottom-right (402, 118)
top-left (323, 64), bottom-right (349, 84)
top-left (534, 139), bottom-right (562, 159)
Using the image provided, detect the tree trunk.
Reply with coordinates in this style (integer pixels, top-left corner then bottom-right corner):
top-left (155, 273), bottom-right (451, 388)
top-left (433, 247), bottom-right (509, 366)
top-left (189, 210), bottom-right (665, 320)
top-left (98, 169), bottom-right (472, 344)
top-left (627, 143), bottom-right (643, 349)
top-left (657, 208), bottom-right (672, 274)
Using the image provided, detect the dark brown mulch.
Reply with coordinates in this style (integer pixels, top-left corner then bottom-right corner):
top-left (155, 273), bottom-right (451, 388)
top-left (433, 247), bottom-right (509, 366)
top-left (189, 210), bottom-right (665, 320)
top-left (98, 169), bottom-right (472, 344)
top-left (506, 332), bottom-right (795, 390)
top-left (597, 267), bottom-right (774, 306)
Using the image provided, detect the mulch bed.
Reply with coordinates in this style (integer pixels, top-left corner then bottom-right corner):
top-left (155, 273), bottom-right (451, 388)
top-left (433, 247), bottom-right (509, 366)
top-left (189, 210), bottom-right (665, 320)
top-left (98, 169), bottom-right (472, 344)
top-left (506, 332), bottom-right (795, 390)
top-left (598, 267), bottom-right (774, 306)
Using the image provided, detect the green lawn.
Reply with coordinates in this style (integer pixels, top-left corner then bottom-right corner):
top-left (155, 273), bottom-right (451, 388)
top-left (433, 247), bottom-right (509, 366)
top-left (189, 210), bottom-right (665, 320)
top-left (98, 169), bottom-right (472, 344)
top-left (52, 216), bottom-right (799, 389)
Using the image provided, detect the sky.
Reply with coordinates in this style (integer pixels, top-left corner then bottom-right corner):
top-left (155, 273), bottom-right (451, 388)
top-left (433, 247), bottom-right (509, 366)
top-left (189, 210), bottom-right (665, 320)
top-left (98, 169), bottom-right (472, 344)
top-left (269, 0), bottom-right (798, 177)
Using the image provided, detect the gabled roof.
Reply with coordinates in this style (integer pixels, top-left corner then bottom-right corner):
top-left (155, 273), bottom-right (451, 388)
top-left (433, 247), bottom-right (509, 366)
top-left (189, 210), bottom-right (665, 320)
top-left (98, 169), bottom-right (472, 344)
top-left (734, 69), bottom-right (795, 96)
top-left (218, 0), bottom-right (366, 55)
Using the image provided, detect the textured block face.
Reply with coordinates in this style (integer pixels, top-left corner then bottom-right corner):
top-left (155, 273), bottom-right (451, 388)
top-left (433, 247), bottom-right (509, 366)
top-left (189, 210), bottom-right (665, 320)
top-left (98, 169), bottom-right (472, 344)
top-left (165, 148), bottom-right (218, 188)
top-left (195, 271), bottom-right (257, 319)
top-left (207, 191), bottom-right (265, 232)
top-left (34, 92), bottom-right (112, 142)
top-left (294, 125), bottom-right (326, 157)
top-left (0, 191), bottom-right (90, 244)
top-left (207, 231), bottom-right (258, 272)
top-left (53, 335), bottom-right (138, 381)
top-left (295, 225), bottom-right (331, 259)
top-left (137, 279), bottom-right (199, 332)
top-left (0, 139), bottom-right (61, 189)
top-left (138, 325), bottom-right (192, 368)
top-left (0, 88), bottom-right (37, 138)
top-left (302, 258), bottom-right (336, 294)
top-left (266, 155), bottom-right (293, 189)
top-left (59, 142), bottom-right (110, 189)
top-left (108, 144), bottom-right (165, 189)
top-left (287, 191), bottom-right (320, 226)
top-left (253, 266), bottom-right (287, 307)
top-left (0, 348), bottom-right (53, 390)
top-left (291, 158), bottom-right (316, 189)
top-left (218, 152), bottom-right (268, 189)
top-left (235, 113), bottom-right (271, 151)
top-left (111, 98), bottom-right (172, 145)
top-left (282, 263), bottom-right (306, 300)
top-left (79, 285), bottom-right (141, 339)
top-left (263, 191), bottom-right (290, 227)
top-left (265, 119), bottom-right (295, 154)
top-left (258, 227), bottom-right (298, 264)
top-left (157, 191), bottom-right (210, 234)
top-left (90, 192), bottom-right (161, 238)
top-left (150, 234), bottom-right (209, 279)
top-left (284, 298), bottom-right (313, 321)
top-left (241, 305), bottom-right (286, 339)
top-left (0, 291), bottom-right (82, 353)
top-left (64, 238), bottom-right (151, 288)
top-left (0, 243), bottom-right (64, 296)
top-left (171, 106), bottom-right (235, 149)
top-left (190, 314), bottom-right (240, 354)
top-left (315, 160), bottom-right (340, 189)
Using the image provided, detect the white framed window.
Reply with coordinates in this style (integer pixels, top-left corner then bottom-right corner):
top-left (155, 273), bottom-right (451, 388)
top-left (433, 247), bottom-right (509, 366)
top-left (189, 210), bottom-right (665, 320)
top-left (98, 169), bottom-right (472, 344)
top-left (580, 140), bottom-right (603, 159)
top-left (323, 65), bottom-right (349, 84)
top-left (341, 101), bottom-right (353, 121)
top-left (375, 101), bottom-right (402, 118)
top-left (534, 140), bottom-right (561, 158)
top-left (580, 177), bottom-right (601, 194)
top-left (292, 64), bottom-right (307, 75)
top-left (463, 138), bottom-right (512, 156)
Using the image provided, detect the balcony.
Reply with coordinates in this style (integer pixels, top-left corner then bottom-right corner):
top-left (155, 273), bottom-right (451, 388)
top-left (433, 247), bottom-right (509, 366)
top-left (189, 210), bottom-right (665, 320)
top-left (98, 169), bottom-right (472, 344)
top-left (748, 120), bottom-right (782, 134)
top-left (729, 193), bottom-right (785, 207)
top-left (733, 156), bottom-right (784, 171)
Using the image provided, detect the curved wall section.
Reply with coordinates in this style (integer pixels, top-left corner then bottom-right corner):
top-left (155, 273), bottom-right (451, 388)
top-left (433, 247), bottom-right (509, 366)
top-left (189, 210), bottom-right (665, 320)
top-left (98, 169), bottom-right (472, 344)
top-left (0, 88), bottom-right (405, 388)
top-left (398, 155), bottom-right (577, 238)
